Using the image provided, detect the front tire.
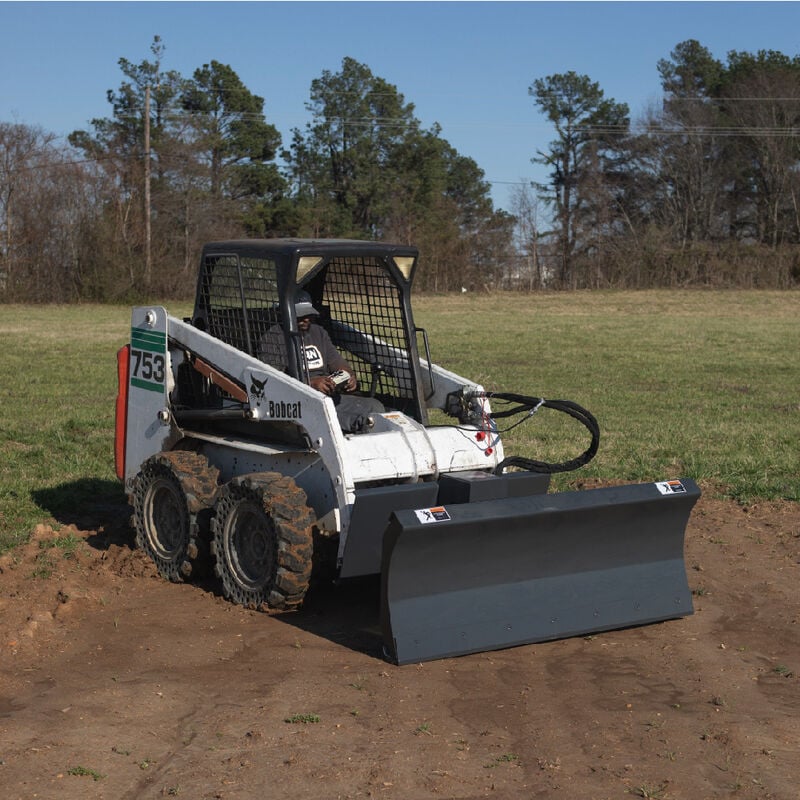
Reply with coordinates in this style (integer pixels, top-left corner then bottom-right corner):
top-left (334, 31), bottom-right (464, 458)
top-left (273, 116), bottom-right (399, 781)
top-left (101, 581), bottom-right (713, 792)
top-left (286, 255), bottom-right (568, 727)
top-left (211, 473), bottom-right (314, 610)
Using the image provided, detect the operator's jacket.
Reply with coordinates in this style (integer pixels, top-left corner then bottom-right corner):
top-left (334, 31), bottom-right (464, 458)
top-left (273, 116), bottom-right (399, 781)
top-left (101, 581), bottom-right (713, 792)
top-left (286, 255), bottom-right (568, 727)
top-left (257, 323), bottom-right (383, 433)
top-left (258, 322), bottom-right (350, 378)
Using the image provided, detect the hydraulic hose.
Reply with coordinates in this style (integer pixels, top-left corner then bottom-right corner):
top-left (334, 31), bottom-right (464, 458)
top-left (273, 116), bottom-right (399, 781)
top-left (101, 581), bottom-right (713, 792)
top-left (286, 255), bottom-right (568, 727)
top-left (469, 391), bottom-right (600, 475)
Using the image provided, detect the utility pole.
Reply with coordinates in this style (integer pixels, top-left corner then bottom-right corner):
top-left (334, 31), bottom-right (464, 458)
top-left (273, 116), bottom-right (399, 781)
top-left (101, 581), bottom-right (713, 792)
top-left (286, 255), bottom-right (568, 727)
top-left (144, 84), bottom-right (152, 287)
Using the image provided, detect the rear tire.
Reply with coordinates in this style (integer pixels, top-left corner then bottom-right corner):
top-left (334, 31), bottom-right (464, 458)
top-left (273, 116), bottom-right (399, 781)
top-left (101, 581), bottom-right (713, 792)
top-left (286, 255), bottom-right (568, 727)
top-left (132, 451), bottom-right (219, 582)
top-left (211, 473), bottom-right (314, 610)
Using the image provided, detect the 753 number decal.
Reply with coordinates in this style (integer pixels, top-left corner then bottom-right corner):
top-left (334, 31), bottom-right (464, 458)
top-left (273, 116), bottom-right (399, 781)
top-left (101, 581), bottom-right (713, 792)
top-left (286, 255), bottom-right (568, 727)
top-left (131, 348), bottom-right (166, 383)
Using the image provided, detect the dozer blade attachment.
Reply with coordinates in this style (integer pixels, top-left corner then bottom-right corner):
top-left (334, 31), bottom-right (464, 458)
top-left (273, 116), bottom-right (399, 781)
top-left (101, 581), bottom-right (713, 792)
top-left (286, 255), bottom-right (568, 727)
top-left (381, 479), bottom-right (700, 665)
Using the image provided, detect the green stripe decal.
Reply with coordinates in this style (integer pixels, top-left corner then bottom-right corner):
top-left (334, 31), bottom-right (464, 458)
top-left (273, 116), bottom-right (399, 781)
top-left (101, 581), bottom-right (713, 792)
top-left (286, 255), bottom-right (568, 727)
top-left (131, 377), bottom-right (164, 393)
top-left (132, 327), bottom-right (166, 352)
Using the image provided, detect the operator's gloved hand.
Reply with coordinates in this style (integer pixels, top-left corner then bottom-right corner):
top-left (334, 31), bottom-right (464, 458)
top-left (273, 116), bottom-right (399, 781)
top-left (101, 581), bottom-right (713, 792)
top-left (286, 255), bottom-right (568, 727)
top-left (310, 375), bottom-right (336, 396)
top-left (310, 373), bottom-right (358, 395)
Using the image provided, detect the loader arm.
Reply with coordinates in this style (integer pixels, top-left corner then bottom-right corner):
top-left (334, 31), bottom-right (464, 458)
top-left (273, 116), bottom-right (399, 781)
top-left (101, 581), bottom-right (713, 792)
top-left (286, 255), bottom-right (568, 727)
top-left (329, 318), bottom-right (492, 417)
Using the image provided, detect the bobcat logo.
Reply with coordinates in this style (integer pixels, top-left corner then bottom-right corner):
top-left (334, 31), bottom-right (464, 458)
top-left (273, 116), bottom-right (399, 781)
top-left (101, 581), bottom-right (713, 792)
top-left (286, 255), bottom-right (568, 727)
top-left (249, 373), bottom-right (268, 401)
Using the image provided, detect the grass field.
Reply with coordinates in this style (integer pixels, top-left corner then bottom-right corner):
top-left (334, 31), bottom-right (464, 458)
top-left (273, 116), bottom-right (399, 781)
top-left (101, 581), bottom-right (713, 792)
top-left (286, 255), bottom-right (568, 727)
top-left (1, 291), bottom-right (798, 553)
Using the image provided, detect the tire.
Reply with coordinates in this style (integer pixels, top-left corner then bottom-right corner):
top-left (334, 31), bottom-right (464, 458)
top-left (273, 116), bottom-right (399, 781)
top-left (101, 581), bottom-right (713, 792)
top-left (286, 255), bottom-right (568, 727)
top-left (132, 450), bottom-right (220, 582)
top-left (211, 473), bottom-right (315, 610)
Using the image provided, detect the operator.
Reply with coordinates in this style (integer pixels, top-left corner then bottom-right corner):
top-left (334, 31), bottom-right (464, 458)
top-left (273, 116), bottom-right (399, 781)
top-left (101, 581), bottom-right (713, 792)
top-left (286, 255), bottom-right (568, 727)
top-left (258, 291), bottom-right (384, 432)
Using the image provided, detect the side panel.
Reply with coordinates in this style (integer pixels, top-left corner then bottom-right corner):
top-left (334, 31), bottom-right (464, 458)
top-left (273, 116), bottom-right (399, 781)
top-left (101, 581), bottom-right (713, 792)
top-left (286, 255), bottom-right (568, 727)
top-left (381, 479), bottom-right (700, 665)
top-left (186, 435), bottom-right (338, 525)
top-left (123, 308), bottom-right (180, 487)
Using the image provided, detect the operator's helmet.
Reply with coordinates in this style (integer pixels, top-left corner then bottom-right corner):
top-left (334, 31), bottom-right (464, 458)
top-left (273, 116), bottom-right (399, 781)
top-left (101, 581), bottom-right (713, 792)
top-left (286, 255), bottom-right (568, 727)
top-left (294, 290), bottom-right (320, 319)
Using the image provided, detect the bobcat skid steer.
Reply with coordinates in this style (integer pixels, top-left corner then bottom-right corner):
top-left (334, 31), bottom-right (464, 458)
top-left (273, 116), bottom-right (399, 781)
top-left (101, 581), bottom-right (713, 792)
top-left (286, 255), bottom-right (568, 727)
top-left (115, 239), bottom-right (699, 665)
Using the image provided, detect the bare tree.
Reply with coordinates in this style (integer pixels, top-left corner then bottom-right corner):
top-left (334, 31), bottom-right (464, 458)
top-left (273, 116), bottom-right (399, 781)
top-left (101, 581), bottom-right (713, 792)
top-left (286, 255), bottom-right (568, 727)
top-left (0, 123), bottom-right (56, 297)
top-left (510, 183), bottom-right (548, 289)
top-left (0, 123), bottom-right (96, 300)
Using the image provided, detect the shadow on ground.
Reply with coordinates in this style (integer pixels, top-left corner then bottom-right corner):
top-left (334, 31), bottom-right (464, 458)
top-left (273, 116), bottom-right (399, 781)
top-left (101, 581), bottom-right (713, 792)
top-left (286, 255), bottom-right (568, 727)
top-left (31, 478), bottom-right (133, 550)
top-left (277, 574), bottom-right (386, 661)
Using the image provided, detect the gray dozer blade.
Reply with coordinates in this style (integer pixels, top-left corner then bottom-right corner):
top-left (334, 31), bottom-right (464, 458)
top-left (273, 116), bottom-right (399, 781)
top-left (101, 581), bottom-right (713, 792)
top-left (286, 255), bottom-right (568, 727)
top-left (381, 478), bottom-right (700, 665)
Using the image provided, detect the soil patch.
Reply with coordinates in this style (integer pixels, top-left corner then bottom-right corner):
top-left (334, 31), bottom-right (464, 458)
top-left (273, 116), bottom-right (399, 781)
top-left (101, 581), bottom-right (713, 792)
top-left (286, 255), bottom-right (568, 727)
top-left (1, 496), bottom-right (799, 799)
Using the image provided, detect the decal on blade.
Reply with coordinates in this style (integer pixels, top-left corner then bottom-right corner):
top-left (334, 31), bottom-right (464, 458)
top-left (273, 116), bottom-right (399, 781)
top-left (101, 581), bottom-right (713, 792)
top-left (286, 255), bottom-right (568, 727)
top-left (414, 506), bottom-right (451, 524)
top-left (656, 480), bottom-right (687, 495)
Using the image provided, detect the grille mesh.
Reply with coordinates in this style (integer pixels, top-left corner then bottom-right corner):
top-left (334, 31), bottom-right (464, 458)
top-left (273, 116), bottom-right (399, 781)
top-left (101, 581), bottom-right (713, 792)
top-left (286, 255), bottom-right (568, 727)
top-left (197, 252), bottom-right (418, 416)
top-left (323, 258), bottom-right (415, 406)
top-left (201, 254), bottom-right (283, 364)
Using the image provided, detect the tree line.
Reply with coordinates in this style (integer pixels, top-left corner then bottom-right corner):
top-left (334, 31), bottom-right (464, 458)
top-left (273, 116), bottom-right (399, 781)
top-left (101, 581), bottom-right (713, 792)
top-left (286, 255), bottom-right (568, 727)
top-left (1, 37), bottom-right (799, 302)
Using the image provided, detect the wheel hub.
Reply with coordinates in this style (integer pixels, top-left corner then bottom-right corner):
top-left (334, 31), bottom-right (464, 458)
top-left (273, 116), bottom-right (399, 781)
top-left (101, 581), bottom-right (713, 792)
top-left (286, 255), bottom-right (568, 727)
top-left (225, 502), bottom-right (276, 590)
top-left (145, 478), bottom-right (187, 558)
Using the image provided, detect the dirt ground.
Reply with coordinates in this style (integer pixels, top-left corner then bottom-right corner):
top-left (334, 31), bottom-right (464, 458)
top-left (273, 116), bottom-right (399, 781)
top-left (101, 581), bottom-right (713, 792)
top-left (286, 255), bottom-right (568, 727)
top-left (1, 492), bottom-right (799, 800)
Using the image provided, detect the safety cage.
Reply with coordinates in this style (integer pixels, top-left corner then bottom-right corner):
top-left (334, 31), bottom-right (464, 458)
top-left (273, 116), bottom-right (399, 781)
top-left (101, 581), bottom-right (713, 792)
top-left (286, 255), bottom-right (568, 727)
top-left (188, 239), bottom-right (431, 423)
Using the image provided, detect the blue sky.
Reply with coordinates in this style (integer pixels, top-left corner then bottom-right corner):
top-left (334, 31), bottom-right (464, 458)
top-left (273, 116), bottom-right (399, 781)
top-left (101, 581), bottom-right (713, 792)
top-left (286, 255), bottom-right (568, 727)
top-left (3, 1), bottom-right (800, 212)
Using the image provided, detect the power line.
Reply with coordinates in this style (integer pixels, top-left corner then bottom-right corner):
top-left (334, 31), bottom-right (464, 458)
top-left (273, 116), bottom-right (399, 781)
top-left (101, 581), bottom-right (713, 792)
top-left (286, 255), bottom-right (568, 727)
top-left (96, 108), bottom-right (800, 139)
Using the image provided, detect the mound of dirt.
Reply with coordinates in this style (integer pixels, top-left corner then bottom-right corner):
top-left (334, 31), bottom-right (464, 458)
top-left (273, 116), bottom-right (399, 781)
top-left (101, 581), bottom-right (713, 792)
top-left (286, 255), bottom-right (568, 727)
top-left (1, 496), bottom-right (798, 799)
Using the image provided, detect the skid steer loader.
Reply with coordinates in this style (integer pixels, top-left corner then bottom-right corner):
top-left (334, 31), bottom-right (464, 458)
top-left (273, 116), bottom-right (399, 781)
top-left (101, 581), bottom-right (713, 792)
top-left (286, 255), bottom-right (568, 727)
top-left (115, 239), bottom-right (700, 664)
